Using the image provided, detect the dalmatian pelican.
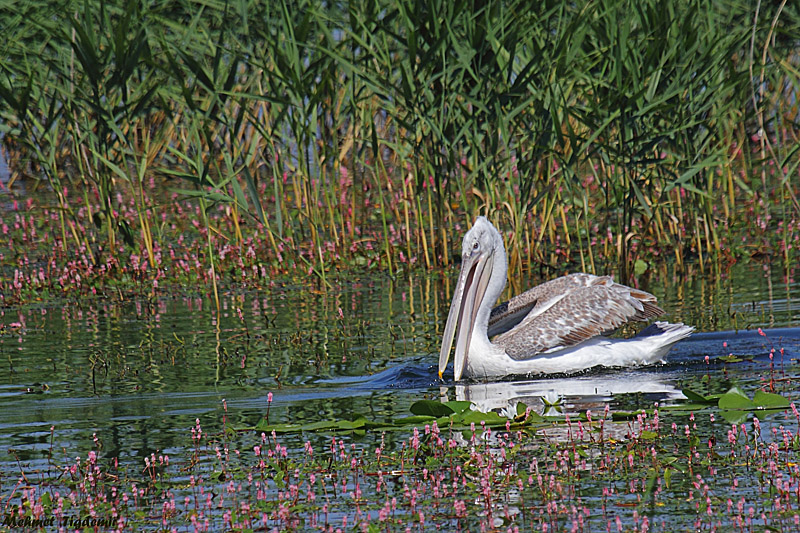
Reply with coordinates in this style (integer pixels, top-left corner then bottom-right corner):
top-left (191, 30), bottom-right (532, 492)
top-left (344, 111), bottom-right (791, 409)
top-left (439, 217), bottom-right (693, 380)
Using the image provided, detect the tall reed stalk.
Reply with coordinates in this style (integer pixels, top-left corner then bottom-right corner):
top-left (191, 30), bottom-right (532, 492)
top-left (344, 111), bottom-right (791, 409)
top-left (0, 0), bottom-right (798, 285)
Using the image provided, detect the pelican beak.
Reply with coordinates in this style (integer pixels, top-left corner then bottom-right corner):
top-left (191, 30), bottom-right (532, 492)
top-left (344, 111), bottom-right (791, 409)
top-left (438, 250), bottom-right (494, 381)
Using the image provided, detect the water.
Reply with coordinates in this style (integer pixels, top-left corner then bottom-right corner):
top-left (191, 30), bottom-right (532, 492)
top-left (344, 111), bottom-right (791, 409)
top-left (2, 262), bottom-right (798, 454)
top-left (2, 261), bottom-right (800, 528)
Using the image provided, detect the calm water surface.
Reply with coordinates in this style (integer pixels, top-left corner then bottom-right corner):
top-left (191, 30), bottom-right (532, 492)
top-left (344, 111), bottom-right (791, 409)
top-left (2, 262), bottom-right (800, 480)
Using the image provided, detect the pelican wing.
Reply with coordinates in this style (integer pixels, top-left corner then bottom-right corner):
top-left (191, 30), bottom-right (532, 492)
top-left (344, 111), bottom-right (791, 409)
top-left (489, 273), bottom-right (610, 336)
top-left (494, 274), bottom-right (664, 360)
top-left (487, 293), bottom-right (536, 337)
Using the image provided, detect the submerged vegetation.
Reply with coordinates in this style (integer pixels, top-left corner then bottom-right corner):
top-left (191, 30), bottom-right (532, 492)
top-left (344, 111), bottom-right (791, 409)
top-left (0, 0), bottom-right (799, 305)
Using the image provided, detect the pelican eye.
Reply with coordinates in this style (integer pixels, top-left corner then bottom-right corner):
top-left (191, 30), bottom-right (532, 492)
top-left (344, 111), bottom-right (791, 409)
top-left (472, 241), bottom-right (479, 251)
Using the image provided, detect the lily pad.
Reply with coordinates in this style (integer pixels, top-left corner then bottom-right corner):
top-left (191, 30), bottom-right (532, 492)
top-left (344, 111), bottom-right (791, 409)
top-left (444, 401), bottom-right (473, 415)
top-left (681, 389), bottom-right (718, 405)
top-left (301, 420), bottom-right (339, 431)
top-left (753, 390), bottom-right (789, 409)
top-left (660, 403), bottom-right (717, 412)
top-left (410, 400), bottom-right (455, 417)
top-left (336, 416), bottom-right (367, 430)
top-left (720, 410), bottom-right (748, 425)
top-left (718, 387), bottom-right (755, 410)
top-left (716, 387), bottom-right (790, 412)
top-left (247, 398), bottom-right (549, 436)
top-left (392, 415), bottom-right (436, 426)
top-left (458, 409), bottom-right (508, 426)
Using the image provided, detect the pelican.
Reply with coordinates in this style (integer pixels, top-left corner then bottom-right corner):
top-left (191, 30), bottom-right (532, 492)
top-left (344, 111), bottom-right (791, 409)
top-left (439, 216), bottom-right (693, 380)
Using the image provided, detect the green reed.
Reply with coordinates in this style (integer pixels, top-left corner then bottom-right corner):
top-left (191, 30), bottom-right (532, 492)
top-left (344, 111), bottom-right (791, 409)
top-left (1, 0), bottom-right (798, 285)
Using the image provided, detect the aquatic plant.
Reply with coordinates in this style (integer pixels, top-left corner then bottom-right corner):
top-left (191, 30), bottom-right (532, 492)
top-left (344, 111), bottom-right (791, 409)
top-left (0, 0), bottom-right (798, 300)
top-left (2, 251), bottom-right (798, 530)
top-left (6, 388), bottom-right (800, 531)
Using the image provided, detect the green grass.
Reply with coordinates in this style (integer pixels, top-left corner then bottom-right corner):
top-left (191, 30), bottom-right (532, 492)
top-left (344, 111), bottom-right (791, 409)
top-left (1, 0), bottom-right (799, 286)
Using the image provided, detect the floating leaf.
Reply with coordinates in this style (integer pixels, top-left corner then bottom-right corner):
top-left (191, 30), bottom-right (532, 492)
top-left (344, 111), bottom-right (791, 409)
top-left (458, 410), bottom-right (507, 426)
top-left (443, 401), bottom-right (473, 415)
top-left (639, 430), bottom-right (658, 441)
top-left (336, 416), bottom-right (367, 430)
top-left (523, 410), bottom-right (546, 423)
top-left (410, 400), bottom-right (456, 417)
top-left (720, 410), bottom-right (748, 425)
top-left (718, 387), bottom-right (754, 410)
top-left (301, 420), bottom-right (339, 431)
top-left (753, 391), bottom-right (789, 409)
top-left (682, 389), bottom-right (717, 404)
top-left (254, 421), bottom-right (302, 433)
top-left (610, 409), bottom-right (658, 420)
top-left (393, 415), bottom-right (436, 426)
top-left (246, 398), bottom-right (548, 436)
top-left (661, 403), bottom-right (715, 412)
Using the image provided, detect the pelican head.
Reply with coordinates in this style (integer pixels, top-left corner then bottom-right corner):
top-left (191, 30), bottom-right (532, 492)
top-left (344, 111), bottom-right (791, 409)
top-left (438, 216), bottom-right (507, 380)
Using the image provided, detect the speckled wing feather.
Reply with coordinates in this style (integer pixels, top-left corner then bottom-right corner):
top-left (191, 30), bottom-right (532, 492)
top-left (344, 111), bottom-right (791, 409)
top-left (489, 273), bottom-right (608, 336)
top-left (493, 274), bottom-right (664, 361)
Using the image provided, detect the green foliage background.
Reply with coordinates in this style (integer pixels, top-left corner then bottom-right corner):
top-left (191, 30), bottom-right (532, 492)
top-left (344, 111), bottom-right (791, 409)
top-left (1, 0), bottom-right (799, 282)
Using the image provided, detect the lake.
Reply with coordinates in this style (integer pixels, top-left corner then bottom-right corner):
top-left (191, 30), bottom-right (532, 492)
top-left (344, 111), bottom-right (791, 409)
top-left (2, 260), bottom-right (800, 530)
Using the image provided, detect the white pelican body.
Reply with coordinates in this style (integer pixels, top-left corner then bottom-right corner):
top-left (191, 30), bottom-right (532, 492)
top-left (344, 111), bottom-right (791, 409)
top-left (439, 217), bottom-right (693, 380)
